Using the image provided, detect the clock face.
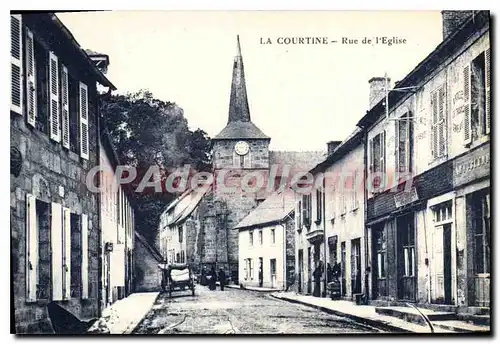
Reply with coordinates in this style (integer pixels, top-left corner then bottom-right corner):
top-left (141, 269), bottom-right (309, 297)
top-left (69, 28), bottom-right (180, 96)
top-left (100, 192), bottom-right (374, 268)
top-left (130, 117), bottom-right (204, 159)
top-left (234, 141), bottom-right (249, 156)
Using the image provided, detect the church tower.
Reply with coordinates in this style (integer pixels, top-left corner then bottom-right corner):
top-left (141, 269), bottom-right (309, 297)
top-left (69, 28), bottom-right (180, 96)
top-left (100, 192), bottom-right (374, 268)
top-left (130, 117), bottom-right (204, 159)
top-left (211, 35), bottom-right (271, 278)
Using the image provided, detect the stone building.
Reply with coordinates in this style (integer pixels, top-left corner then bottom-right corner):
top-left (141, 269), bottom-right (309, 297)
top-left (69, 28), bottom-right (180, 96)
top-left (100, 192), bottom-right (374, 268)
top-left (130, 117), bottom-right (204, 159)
top-left (235, 189), bottom-right (296, 290)
top-left (158, 36), bottom-right (324, 282)
top-left (134, 231), bottom-right (163, 292)
top-left (10, 13), bottom-right (115, 333)
top-left (356, 10), bottom-right (490, 316)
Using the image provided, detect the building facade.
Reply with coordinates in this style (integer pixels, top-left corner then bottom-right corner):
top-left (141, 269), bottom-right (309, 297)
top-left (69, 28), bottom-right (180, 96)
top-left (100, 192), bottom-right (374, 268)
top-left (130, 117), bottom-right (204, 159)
top-left (10, 13), bottom-right (115, 333)
top-left (134, 231), bottom-right (163, 292)
top-left (236, 190), bottom-right (296, 290)
top-left (357, 11), bottom-right (490, 311)
top-left (99, 132), bottom-right (135, 308)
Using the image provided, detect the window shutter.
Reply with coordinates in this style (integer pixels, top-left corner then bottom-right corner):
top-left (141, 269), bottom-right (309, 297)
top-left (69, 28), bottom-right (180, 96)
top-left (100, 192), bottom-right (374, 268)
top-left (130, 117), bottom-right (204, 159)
top-left (11, 15), bottom-right (23, 115)
top-left (81, 213), bottom-right (89, 299)
top-left (61, 65), bottom-right (70, 149)
top-left (369, 138), bottom-right (374, 173)
top-left (25, 28), bottom-right (36, 126)
top-left (62, 207), bottom-right (71, 300)
top-left (79, 82), bottom-right (89, 160)
top-left (395, 121), bottom-right (400, 173)
top-left (485, 48), bottom-right (491, 135)
top-left (381, 131), bottom-right (386, 174)
top-left (438, 85), bottom-right (447, 157)
top-left (463, 65), bottom-right (472, 145)
top-left (431, 91), bottom-right (438, 159)
top-left (244, 151), bottom-right (251, 168)
top-left (51, 202), bottom-right (63, 301)
top-left (26, 194), bottom-right (38, 302)
top-left (49, 52), bottom-right (60, 142)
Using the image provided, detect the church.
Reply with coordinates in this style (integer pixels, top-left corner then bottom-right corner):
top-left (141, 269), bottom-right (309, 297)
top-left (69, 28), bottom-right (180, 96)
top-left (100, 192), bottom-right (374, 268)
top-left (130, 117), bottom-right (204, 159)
top-left (157, 36), bottom-right (325, 283)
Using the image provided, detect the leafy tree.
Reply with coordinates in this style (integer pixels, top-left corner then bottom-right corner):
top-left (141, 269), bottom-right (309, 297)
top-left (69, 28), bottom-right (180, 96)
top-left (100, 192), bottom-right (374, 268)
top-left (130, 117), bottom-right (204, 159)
top-left (99, 90), bottom-right (212, 244)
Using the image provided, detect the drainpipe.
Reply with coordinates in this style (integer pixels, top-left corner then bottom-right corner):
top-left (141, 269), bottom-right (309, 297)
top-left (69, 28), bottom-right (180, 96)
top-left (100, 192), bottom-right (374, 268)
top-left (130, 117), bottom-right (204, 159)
top-left (96, 87), bottom-right (103, 316)
top-left (361, 126), bottom-right (370, 303)
top-left (323, 175), bottom-right (327, 297)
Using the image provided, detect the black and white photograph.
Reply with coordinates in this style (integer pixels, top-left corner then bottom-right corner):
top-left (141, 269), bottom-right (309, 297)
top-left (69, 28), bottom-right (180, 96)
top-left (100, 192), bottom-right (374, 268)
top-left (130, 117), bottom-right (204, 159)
top-left (9, 8), bottom-right (491, 335)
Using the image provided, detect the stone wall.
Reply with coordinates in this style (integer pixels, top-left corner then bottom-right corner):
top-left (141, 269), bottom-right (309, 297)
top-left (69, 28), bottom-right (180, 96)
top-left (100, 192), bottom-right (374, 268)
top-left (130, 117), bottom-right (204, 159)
top-left (133, 239), bottom-right (161, 292)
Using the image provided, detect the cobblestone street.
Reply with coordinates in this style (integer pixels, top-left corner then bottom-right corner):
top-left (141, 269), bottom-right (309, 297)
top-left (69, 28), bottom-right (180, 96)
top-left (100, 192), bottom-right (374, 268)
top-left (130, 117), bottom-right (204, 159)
top-left (133, 286), bottom-right (381, 334)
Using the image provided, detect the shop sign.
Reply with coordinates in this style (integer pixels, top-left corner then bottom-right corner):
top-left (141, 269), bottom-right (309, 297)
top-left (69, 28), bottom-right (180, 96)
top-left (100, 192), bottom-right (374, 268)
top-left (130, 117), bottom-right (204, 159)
top-left (394, 186), bottom-right (419, 208)
top-left (328, 235), bottom-right (338, 246)
top-left (453, 143), bottom-right (490, 188)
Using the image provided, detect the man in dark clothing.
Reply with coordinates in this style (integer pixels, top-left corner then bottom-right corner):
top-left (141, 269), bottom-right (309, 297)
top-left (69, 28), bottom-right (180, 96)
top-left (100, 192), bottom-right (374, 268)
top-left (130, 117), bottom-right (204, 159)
top-left (218, 268), bottom-right (226, 291)
top-left (209, 267), bottom-right (217, 290)
top-left (313, 261), bottom-right (324, 297)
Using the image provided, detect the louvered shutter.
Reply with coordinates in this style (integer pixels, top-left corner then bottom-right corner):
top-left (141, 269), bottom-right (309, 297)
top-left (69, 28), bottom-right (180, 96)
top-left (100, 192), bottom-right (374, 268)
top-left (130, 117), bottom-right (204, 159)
top-left (395, 121), bottom-right (400, 173)
top-left (81, 214), bottom-right (89, 299)
top-left (26, 194), bottom-right (38, 302)
top-left (381, 131), bottom-right (386, 174)
top-left (11, 15), bottom-right (23, 115)
top-left (25, 28), bottom-right (36, 126)
top-left (369, 138), bottom-right (374, 173)
top-left (485, 49), bottom-right (491, 135)
top-left (49, 52), bottom-right (60, 142)
top-left (79, 82), bottom-right (89, 160)
top-left (61, 66), bottom-right (70, 149)
top-left (62, 207), bottom-right (71, 300)
top-left (438, 85), bottom-right (447, 157)
top-left (431, 91), bottom-right (438, 159)
top-left (463, 65), bottom-right (472, 145)
top-left (51, 202), bottom-right (63, 301)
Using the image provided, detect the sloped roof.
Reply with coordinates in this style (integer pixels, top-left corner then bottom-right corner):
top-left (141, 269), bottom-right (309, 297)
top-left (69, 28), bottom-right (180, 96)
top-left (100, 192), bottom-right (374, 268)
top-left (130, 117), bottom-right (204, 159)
top-left (213, 120), bottom-right (270, 140)
top-left (234, 188), bottom-right (296, 230)
top-left (135, 231), bottom-right (163, 262)
top-left (167, 186), bottom-right (211, 226)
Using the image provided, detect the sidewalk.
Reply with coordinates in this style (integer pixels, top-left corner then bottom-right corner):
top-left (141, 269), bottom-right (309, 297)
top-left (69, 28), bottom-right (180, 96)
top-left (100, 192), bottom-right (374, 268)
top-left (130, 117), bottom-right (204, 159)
top-left (270, 291), bottom-right (488, 333)
top-left (88, 292), bottom-right (160, 334)
top-left (217, 282), bottom-right (279, 292)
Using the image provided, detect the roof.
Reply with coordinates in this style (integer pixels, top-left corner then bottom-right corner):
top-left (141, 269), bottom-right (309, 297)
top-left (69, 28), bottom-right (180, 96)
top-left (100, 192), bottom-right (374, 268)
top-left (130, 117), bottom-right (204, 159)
top-left (135, 231), bottom-right (163, 262)
top-left (213, 120), bottom-right (270, 140)
top-left (234, 188), bottom-right (296, 230)
top-left (166, 186), bottom-right (211, 227)
top-left (357, 10), bottom-right (489, 129)
top-left (269, 150), bottom-right (326, 176)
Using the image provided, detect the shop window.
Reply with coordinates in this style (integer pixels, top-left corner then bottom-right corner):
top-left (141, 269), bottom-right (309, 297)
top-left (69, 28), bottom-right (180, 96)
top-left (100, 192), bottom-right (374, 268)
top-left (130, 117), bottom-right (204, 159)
top-left (375, 230), bottom-right (387, 279)
top-left (472, 192), bottom-right (490, 274)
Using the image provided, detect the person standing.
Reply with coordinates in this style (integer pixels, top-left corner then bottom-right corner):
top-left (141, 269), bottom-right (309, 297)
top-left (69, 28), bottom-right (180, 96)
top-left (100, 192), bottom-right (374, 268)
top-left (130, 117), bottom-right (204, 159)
top-left (218, 267), bottom-right (226, 291)
top-left (209, 266), bottom-right (217, 290)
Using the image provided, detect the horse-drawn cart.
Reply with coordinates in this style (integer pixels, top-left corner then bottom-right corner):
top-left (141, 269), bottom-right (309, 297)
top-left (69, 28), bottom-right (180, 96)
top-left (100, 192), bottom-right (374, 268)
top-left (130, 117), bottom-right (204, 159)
top-left (158, 262), bottom-right (195, 298)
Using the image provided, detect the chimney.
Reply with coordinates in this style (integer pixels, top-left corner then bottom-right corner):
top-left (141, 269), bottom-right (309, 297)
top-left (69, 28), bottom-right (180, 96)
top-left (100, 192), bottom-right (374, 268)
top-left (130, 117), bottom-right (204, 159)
top-left (368, 76), bottom-right (390, 110)
top-left (327, 141), bottom-right (342, 155)
top-left (441, 10), bottom-right (474, 40)
top-left (85, 49), bottom-right (110, 74)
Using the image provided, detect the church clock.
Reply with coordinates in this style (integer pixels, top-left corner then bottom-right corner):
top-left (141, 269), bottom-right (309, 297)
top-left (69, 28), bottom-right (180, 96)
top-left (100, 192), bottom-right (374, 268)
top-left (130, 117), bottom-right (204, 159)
top-left (234, 141), bottom-right (249, 156)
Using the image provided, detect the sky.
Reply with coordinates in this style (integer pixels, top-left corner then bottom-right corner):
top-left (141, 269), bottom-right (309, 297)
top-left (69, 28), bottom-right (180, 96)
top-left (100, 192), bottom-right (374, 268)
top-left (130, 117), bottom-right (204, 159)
top-left (58, 11), bottom-right (443, 151)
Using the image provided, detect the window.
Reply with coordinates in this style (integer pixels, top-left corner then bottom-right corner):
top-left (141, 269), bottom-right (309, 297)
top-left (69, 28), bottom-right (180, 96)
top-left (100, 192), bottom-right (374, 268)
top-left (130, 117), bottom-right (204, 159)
top-left (271, 228), bottom-right (276, 244)
top-left (178, 226), bottom-right (183, 243)
top-left (259, 230), bottom-right (263, 245)
top-left (369, 131), bottom-right (386, 190)
top-left (302, 194), bottom-right (312, 228)
top-left (375, 229), bottom-right (387, 279)
top-left (249, 231), bottom-right (254, 246)
top-left (249, 258), bottom-right (253, 279)
top-left (176, 253), bottom-right (180, 263)
top-left (464, 50), bottom-right (491, 145)
top-left (70, 213), bottom-right (81, 298)
top-left (351, 171), bottom-right (359, 210)
top-left (433, 201), bottom-right (453, 224)
top-left (34, 38), bottom-right (49, 133)
top-left (471, 191), bottom-right (490, 274)
top-left (399, 219), bottom-right (416, 277)
top-left (36, 200), bottom-right (51, 300)
top-left (315, 189), bottom-right (323, 223)
top-left (396, 113), bottom-right (414, 172)
top-left (431, 85), bottom-right (447, 160)
top-left (68, 73), bottom-right (80, 153)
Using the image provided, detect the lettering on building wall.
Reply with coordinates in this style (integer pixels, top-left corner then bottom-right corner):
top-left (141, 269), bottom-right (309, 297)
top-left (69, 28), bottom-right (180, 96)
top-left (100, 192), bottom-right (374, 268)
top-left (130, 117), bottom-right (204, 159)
top-left (393, 186), bottom-right (419, 208)
top-left (453, 143), bottom-right (490, 187)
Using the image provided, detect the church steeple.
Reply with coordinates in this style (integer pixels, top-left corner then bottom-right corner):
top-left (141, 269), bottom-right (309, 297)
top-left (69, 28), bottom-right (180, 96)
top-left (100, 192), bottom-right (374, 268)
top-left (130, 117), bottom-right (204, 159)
top-left (228, 34), bottom-right (251, 123)
top-left (213, 35), bottom-right (269, 140)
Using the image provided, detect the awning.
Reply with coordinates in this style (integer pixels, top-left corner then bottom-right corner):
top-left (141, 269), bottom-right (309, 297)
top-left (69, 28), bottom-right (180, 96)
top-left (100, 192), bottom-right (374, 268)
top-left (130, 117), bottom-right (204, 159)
top-left (366, 215), bottom-right (392, 227)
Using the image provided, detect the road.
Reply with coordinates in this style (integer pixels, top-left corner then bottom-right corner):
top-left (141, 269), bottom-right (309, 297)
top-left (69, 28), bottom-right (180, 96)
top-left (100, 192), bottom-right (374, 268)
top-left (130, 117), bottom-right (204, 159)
top-left (133, 285), bottom-right (382, 334)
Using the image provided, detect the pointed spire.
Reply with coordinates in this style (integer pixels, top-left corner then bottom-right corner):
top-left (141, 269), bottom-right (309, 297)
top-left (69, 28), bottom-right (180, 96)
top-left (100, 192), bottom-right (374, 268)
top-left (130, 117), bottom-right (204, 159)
top-left (228, 35), bottom-right (251, 123)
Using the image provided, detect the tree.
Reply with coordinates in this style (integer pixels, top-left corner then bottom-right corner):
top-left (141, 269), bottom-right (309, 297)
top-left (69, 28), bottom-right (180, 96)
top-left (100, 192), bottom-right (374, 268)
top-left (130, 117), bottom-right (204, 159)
top-left (99, 90), bottom-right (212, 244)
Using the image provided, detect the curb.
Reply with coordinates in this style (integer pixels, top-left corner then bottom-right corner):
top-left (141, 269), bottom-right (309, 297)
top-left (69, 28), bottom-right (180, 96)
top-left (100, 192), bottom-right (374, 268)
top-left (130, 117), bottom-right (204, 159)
top-left (270, 294), bottom-right (413, 333)
top-left (123, 292), bottom-right (161, 335)
top-left (215, 282), bottom-right (279, 293)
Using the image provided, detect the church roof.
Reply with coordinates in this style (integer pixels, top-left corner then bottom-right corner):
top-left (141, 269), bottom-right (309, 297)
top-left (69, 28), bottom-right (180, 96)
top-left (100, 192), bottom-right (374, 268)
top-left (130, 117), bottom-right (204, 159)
top-left (214, 35), bottom-right (269, 140)
top-left (234, 188), bottom-right (296, 230)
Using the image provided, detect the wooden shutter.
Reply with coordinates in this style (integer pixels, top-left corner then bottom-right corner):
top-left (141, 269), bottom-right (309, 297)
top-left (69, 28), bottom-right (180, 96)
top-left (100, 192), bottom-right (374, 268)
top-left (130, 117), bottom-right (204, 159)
top-left (61, 65), bottom-right (70, 149)
top-left (431, 90), bottom-right (439, 158)
top-left (438, 85), bottom-right (447, 157)
top-left (49, 52), bottom-right (60, 142)
top-left (485, 48), bottom-right (491, 135)
top-left (26, 194), bottom-right (38, 302)
top-left (395, 120), bottom-right (400, 173)
top-left (381, 131), bottom-right (386, 174)
top-left (369, 138), bottom-right (375, 173)
top-left (79, 82), bottom-right (89, 160)
top-left (81, 214), bottom-right (89, 299)
top-left (11, 15), bottom-right (23, 115)
top-left (25, 28), bottom-right (36, 126)
top-left (51, 202), bottom-right (63, 301)
top-left (463, 65), bottom-right (472, 145)
top-left (62, 207), bottom-right (71, 300)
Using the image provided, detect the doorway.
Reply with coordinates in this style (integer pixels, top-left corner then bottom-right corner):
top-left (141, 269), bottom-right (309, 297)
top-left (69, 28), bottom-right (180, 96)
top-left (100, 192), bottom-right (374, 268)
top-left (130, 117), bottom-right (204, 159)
top-left (431, 201), bottom-right (453, 304)
top-left (397, 213), bottom-right (416, 302)
top-left (372, 224), bottom-right (388, 299)
top-left (258, 257), bottom-right (263, 287)
top-left (307, 247), bottom-right (312, 294)
top-left (270, 259), bottom-right (277, 288)
top-left (351, 239), bottom-right (362, 295)
top-left (298, 249), bottom-right (303, 293)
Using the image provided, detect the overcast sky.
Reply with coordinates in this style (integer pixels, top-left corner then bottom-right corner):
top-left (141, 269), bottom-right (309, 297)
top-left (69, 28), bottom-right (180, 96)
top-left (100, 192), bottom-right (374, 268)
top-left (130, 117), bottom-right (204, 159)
top-left (58, 11), bottom-right (443, 151)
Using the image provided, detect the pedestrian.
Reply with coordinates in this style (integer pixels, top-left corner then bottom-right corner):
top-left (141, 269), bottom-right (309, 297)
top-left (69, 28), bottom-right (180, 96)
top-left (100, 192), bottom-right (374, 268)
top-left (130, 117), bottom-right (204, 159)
top-left (313, 260), bottom-right (324, 297)
top-left (218, 267), bottom-right (226, 291)
top-left (209, 266), bottom-right (217, 290)
top-left (258, 266), bottom-right (263, 287)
